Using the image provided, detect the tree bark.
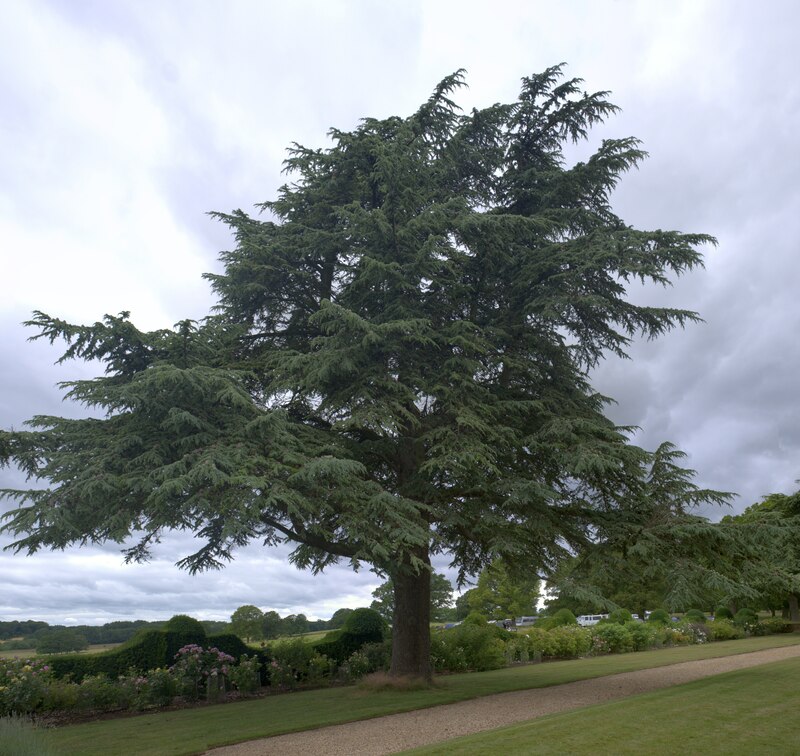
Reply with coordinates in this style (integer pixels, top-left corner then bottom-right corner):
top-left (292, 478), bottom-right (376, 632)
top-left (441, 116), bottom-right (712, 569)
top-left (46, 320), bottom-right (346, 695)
top-left (788, 593), bottom-right (799, 622)
top-left (390, 555), bottom-right (432, 681)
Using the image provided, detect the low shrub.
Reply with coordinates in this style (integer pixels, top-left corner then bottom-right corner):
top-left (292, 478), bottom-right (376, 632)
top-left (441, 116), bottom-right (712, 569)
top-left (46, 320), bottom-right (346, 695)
top-left (75, 674), bottom-right (132, 712)
top-left (760, 617), bottom-right (792, 634)
top-left (170, 644), bottom-right (235, 701)
top-left (431, 622), bottom-right (506, 671)
top-left (714, 606), bottom-right (734, 620)
top-left (708, 619), bottom-right (744, 641)
top-left (521, 627), bottom-right (556, 659)
top-left (338, 649), bottom-right (371, 682)
top-left (605, 609), bottom-right (634, 625)
top-left (647, 609), bottom-right (671, 625)
top-left (547, 625), bottom-right (591, 658)
top-left (734, 608), bottom-right (759, 627)
top-left (626, 621), bottom-right (660, 651)
top-left (359, 641), bottom-right (391, 674)
top-left (590, 623), bottom-right (633, 654)
top-left (684, 609), bottom-right (707, 623)
top-left (0, 659), bottom-right (52, 716)
top-left (535, 609), bottom-right (578, 631)
top-left (227, 655), bottom-right (262, 695)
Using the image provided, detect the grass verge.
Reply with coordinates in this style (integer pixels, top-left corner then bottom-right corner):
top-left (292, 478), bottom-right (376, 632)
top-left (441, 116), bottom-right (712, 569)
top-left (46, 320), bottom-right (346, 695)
top-left (404, 654), bottom-right (800, 754)
top-left (42, 634), bottom-right (800, 756)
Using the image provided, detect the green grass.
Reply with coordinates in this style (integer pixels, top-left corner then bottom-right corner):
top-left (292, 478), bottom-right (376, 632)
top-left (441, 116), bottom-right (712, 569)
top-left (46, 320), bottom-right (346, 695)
top-left (405, 654), bottom-right (800, 754)
top-left (41, 634), bottom-right (800, 756)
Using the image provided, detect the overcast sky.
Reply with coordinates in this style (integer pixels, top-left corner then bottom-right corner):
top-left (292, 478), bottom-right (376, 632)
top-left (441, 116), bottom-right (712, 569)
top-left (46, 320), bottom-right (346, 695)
top-left (1, 0), bottom-right (798, 626)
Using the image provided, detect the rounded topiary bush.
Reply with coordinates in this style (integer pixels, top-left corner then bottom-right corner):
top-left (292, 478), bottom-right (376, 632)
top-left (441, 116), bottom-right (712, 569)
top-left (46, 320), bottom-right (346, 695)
top-left (536, 609), bottom-right (577, 630)
top-left (733, 608), bottom-right (758, 626)
top-left (342, 608), bottom-right (388, 638)
top-left (163, 615), bottom-right (206, 637)
top-left (714, 606), bottom-right (734, 620)
top-left (684, 609), bottom-right (707, 623)
top-left (647, 609), bottom-right (671, 625)
top-left (605, 609), bottom-right (633, 625)
top-left (463, 611), bottom-right (489, 626)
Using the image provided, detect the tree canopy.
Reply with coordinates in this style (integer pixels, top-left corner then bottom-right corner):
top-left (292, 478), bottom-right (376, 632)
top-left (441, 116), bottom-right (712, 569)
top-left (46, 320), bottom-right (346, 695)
top-left (462, 559), bottom-right (539, 620)
top-left (1, 65), bottom-right (727, 679)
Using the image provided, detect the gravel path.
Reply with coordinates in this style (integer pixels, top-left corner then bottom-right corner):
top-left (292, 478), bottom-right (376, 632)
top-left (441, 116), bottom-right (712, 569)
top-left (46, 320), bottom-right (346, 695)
top-left (207, 644), bottom-right (800, 755)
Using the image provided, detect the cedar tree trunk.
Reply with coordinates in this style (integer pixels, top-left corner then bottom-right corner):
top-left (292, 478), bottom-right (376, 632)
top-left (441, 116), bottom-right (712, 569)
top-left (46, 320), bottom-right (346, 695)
top-left (789, 593), bottom-right (799, 622)
top-left (390, 557), bottom-right (432, 680)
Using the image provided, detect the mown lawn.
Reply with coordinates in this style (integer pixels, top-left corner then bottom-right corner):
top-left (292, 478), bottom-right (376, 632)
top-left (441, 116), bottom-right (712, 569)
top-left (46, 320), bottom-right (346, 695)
top-left (405, 654), bottom-right (800, 754)
top-left (38, 634), bottom-right (800, 756)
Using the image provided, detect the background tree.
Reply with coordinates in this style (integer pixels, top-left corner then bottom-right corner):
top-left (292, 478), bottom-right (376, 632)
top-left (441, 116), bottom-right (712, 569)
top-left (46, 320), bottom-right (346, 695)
top-left (33, 628), bottom-right (88, 654)
top-left (230, 604), bottom-right (264, 642)
top-left (327, 608), bottom-right (354, 629)
top-left (371, 572), bottom-right (454, 622)
top-left (282, 613), bottom-right (310, 636)
top-left (0, 67), bottom-right (726, 680)
top-left (261, 610), bottom-right (284, 640)
top-left (465, 559), bottom-right (539, 619)
top-left (721, 488), bottom-right (800, 619)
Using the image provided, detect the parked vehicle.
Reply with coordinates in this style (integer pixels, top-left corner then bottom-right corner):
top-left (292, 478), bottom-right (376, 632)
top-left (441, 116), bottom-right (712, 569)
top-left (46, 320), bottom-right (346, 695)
top-left (576, 614), bottom-right (609, 627)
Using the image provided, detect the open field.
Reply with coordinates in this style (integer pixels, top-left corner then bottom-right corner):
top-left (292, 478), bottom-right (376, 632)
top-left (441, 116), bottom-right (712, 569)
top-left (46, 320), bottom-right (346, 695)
top-left (0, 643), bottom-right (122, 660)
top-left (406, 655), bottom-right (800, 754)
top-left (38, 634), bottom-right (800, 756)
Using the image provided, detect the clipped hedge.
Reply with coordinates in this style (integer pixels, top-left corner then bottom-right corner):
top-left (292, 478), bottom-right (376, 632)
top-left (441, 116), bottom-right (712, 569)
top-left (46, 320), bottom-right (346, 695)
top-left (312, 608), bottom-right (387, 665)
top-left (47, 631), bottom-right (250, 682)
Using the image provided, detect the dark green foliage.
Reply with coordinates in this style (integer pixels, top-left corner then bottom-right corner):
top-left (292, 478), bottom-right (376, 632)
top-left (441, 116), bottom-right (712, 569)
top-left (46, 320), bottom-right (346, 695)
top-left (163, 615), bottom-right (206, 637)
top-left (537, 609), bottom-right (578, 630)
top-left (0, 620), bottom-right (48, 640)
top-left (341, 608), bottom-right (388, 637)
top-left (707, 619), bottom-right (743, 641)
top-left (327, 608), bottom-right (354, 629)
top-left (463, 611), bottom-right (490, 626)
top-left (734, 608), bottom-right (758, 626)
top-left (312, 609), bottom-right (387, 665)
top-left (465, 559), bottom-right (539, 620)
top-left (647, 609), bottom-right (671, 625)
top-left (714, 606), bottom-right (734, 620)
top-left (0, 66), bottom-right (725, 678)
top-left (431, 622), bottom-right (507, 671)
top-left (684, 609), bottom-right (707, 623)
top-left (591, 622), bottom-right (634, 653)
top-left (44, 630), bottom-right (245, 682)
top-left (604, 609), bottom-right (633, 625)
top-left (759, 617), bottom-right (791, 634)
top-left (33, 628), bottom-right (88, 654)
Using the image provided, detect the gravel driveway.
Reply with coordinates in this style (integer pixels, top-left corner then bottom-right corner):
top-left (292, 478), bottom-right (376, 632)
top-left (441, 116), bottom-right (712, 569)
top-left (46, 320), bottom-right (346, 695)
top-left (206, 644), bottom-right (800, 755)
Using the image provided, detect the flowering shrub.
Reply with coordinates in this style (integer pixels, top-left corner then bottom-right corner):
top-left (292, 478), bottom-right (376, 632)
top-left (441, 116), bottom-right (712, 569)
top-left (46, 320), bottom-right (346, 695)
top-left (124, 668), bottom-right (178, 709)
top-left (338, 650), bottom-right (371, 682)
top-left (170, 644), bottom-right (235, 701)
top-left (0, 658), bottom-right (52, 716)
top-left (227, 655), bottom-right (262, 695)
top-left (522, 628), bottom-right (557, 658)
top-left (590, 623), bottom-right (633, 654)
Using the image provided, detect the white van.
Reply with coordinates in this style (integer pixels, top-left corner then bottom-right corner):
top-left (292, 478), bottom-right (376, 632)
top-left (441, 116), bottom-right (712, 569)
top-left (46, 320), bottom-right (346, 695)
top-left (576, 614), bottom-right (609, 627)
